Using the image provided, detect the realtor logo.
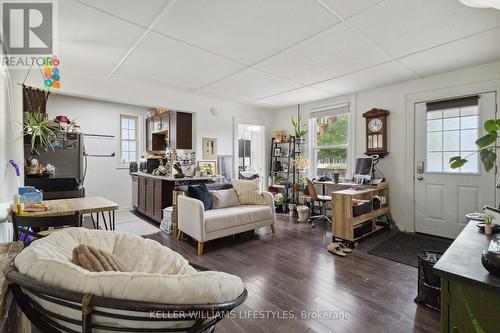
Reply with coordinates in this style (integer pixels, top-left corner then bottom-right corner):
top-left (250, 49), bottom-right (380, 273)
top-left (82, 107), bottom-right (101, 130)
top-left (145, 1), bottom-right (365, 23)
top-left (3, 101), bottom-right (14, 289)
top-left (1, 1), bottom-right (54, 55)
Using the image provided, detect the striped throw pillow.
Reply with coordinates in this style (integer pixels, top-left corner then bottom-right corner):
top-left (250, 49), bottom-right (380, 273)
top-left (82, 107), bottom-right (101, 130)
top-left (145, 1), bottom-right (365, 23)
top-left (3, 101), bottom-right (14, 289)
top-left (231, 178), bottom-right (266, 205)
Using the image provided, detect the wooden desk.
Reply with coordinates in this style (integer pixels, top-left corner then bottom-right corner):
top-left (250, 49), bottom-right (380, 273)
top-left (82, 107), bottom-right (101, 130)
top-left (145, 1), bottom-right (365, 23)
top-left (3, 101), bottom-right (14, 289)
top-left (24, 197), bottom-right (119, 230)
top-left (312, 180), bottom-right (358, 195)
top-left (332, 183), bottom-right (389, 245)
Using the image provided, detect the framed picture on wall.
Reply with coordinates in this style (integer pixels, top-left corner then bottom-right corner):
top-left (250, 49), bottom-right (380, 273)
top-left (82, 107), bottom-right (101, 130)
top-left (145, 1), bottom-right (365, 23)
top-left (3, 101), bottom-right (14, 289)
top-left (273, 147), bottom-right (282, 157)
top-left (197, 160), bottom-right (217, 176)
top-left (218, 155), bottom-right (234, 183)
top-left (202, 138), bottom-right (217, 160)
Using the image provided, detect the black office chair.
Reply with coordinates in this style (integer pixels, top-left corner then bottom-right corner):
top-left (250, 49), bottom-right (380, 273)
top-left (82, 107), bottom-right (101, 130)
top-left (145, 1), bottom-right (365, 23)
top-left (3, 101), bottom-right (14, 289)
top-left (12, 212), bottom-right (81, 245)
top-left (306, 178), bottom-right (332, 228)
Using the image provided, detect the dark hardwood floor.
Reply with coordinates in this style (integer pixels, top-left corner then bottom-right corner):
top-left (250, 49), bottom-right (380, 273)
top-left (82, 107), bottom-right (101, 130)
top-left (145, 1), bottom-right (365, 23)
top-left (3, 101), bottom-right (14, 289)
top-left (145, 215), bottom-right (440, 333)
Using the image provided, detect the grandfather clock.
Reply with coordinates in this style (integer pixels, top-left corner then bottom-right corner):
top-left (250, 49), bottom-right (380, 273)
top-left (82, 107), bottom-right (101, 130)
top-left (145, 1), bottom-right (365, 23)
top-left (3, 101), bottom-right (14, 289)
top-left (363, 108), bottom-right (389, 157)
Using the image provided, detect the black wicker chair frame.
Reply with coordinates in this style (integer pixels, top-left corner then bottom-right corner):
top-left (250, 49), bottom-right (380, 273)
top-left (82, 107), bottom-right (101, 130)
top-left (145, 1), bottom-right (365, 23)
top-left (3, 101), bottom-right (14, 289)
top-left (7, 263), bottom-right (247, 333)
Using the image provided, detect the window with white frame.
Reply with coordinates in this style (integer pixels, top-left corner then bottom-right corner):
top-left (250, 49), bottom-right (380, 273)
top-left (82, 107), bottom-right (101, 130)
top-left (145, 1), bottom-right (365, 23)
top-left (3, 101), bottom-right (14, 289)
top-left (120, 115), bottom-right (138, 165)
top-left (310, 105), bottom-right (350, 179)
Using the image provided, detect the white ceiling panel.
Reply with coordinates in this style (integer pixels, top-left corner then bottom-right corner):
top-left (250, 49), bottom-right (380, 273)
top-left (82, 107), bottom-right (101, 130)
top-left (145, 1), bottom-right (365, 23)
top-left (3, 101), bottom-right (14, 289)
top-left (257, 87), bottom-right (333, 107)
top-left (203, 68), bottom-right (303, 100)
top-left (399, 28), bottom-right (500, 77)
top-left (57, 1), bottom-right (146, 77)
top-left (349, 0), bottom-right (500, 58)
top-left (113, 32), bottom-right (244, 89)
top-left (318, 0), bottom-right (385, 19)
top-left (254, 23), bottom-right (390, 85)
top-left (76, 0), bottom-right (171, 27)
top-left (312, 61), bottom-right (417, 94)
top-left (152, 0), bottom-right (338, 65)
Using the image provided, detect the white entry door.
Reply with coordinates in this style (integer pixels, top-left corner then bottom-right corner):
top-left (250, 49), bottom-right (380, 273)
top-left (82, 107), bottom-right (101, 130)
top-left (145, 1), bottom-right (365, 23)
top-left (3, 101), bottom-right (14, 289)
top-left (414, 92), bottom-right (497, 239)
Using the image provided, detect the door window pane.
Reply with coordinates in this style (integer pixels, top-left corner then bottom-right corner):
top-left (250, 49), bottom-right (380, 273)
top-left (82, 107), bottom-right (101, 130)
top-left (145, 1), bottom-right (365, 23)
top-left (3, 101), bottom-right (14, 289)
top-left (427, 152), bottom-right (442, 172)
top-left (427, 132), bottom-right (442, 151)
top-left (443, 117), bottom-right (459, 131)
top-left (443, 131), bottom-right (459, 151)
top-left (425, 105), bottom-right (479, 173)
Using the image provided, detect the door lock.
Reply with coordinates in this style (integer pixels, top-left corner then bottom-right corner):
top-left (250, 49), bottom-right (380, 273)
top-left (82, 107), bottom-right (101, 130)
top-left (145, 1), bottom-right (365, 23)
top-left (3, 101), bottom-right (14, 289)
top-left (417, 161), bottom-right (424, 174)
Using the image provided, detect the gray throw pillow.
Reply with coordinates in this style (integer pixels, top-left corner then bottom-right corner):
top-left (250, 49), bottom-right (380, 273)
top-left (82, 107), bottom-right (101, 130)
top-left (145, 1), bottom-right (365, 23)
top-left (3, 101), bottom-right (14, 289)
top-left (210, 188), bottom-right (241, 209)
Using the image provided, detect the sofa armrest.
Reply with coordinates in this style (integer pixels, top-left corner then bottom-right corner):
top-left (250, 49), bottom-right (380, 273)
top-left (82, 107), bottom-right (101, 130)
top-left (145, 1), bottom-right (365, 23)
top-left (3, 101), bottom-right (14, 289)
top-left (262, 191), bottom-right (276, 219)
top-left (178, 196), bottom-right (206, 241)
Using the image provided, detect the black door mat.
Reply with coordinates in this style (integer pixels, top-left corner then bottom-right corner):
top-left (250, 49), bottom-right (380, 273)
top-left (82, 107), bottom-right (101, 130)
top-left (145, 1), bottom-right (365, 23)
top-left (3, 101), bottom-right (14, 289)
top-left (367, 232), bottom-right (453, 267)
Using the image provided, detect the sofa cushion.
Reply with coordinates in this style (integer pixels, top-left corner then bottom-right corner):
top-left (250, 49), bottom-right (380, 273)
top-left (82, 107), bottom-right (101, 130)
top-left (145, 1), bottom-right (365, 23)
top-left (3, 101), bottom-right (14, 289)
top-left (231, 178), bottom-right (266, 205)
top-left (204, 205), bottom-right (273, 233)
top-left (187, 183), bottom-right (212, 210)
top-left (210, 188), bottom-right (240, 209)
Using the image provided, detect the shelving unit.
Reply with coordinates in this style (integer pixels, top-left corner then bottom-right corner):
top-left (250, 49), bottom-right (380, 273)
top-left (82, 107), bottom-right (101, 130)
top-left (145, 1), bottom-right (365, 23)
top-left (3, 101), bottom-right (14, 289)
top-left (332, 182), bottom-right (389, 245)
top-left (268, 137), bottom-right (296, 213)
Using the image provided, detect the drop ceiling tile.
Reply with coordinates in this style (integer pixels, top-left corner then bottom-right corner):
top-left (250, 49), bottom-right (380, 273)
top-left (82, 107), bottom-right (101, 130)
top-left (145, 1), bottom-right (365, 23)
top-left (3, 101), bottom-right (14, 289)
top-left (399, 27), bottom-right (500, 77)
top-left (114, 32), bottom-right (245, 89)
top-left (257, 87), bottom-right (334, 107)
top-left (349, 0), bottom-right (500, 58)
top-left (254, 23), bottom-right (390, 85)
top-left (152, 0), bottom-right (338, 65)
top-left (190, 89), bottom-right (254, 104)
top-left (312, 61), bottom-right (417, 94)
top-left (77, 0), bottom-right (171, 27)
top-left (57, 0), bottom-right (146, 77)
top-left (319, 0), bottom-right (385, 19)
top-left (203, 68), bottom-right (303, 100)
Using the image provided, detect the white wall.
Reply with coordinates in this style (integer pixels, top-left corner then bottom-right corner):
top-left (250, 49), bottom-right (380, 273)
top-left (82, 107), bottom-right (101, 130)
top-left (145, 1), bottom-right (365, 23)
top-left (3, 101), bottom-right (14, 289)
top-left (8, 69), bottom-right (275, 210)
top-left (45, 95), bottom-right (148, 209)
top-left (274, 60), bottom-right (500, 232)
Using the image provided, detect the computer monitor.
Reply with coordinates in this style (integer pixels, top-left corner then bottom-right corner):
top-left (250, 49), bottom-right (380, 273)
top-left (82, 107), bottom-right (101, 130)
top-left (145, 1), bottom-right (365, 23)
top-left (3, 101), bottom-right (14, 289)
top-left (354, 157), bottom-right (374, 183)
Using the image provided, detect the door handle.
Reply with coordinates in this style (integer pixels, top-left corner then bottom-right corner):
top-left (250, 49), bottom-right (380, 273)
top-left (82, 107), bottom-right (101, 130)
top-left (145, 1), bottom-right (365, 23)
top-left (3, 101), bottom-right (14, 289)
top-left (417, 175), bottom-right (423, 181)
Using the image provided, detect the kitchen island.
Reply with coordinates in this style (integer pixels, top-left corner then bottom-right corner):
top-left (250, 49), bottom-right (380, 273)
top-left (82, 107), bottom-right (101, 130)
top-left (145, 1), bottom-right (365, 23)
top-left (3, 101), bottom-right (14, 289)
top-left (131, 172), bottom-right (221, 222)
top-left (434, 220), bottom-right (500, 333)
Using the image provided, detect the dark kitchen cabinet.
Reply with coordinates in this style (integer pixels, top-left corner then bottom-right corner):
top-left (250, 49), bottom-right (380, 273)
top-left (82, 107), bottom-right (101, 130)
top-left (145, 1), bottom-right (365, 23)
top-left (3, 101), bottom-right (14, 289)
top-left (138, 176), bottom-right (146, 212)
top-left (146, 111), bottom-right (192, 152)
top-left (135, 175), bottom-right (169, 222)
top-left (133, 174), bottom-right (214, 223)
top-left (169, 111), bottom-right (192, 150)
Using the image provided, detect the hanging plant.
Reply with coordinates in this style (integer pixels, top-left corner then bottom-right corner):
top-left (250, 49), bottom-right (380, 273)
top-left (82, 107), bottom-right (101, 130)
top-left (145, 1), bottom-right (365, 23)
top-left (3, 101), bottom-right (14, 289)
top-left (22, 110), bottom-right (57, 154)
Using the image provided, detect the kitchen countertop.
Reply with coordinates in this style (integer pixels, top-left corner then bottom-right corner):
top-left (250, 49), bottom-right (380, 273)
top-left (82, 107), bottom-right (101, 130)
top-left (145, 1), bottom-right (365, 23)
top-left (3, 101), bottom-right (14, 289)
top-left (130, 172), bottom-right (221, 181)
top-left (434, 220), bottom-right (500, 293)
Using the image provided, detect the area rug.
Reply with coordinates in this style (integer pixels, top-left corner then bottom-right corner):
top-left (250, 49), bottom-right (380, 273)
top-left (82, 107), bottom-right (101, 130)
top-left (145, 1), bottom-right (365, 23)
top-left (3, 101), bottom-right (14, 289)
top-left (367, 232), bottom-right (453, 267)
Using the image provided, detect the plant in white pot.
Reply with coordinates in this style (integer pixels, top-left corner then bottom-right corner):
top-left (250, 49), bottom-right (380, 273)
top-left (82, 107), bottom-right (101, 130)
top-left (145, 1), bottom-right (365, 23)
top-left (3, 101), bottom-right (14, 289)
top-left (484, 214), bottom-right (495, 235)
top-left (291, 115), bottom-right (307, 145)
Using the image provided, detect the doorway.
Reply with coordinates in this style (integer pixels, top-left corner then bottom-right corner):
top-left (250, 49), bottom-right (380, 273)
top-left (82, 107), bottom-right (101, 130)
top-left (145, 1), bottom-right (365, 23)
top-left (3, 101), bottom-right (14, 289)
top-left (414, 92), bottom-right (497, 238)
top-left (237, 124), bottom-right (265, 179)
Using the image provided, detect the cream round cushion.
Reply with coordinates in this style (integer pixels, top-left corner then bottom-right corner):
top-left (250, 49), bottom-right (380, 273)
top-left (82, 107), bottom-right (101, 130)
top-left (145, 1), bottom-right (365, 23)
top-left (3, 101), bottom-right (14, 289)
top-left (15, 227), bottom-right (244, 304)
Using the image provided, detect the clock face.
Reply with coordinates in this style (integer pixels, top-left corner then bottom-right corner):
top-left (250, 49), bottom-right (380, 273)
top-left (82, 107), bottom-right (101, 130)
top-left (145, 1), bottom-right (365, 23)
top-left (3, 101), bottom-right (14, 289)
top-left (368, 118), bottom-right (383, 132)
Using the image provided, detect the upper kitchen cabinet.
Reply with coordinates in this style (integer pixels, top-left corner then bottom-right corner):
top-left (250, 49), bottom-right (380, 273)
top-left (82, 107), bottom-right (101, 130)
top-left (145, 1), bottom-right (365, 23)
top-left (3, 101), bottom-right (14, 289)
top-left (146, 111), bottom-right (192, 152)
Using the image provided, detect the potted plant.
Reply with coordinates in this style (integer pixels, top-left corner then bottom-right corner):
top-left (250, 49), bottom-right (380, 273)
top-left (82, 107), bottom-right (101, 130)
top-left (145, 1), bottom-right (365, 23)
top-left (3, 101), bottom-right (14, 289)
top-left (22, 111), bottom-right (57, 154)
top-left (484, 213), bottom-right (495, 235)
top-left (291, 115), bottom-right (307, 145)
top-left (274, 193), bottom-right (284, 213)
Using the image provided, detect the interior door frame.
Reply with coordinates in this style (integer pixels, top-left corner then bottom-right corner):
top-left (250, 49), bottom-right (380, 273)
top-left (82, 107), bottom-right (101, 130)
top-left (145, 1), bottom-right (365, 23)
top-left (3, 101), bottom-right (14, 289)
top-left (233, 116), bottom-right (267, 182)
top-left (404, 81), bottom-right (500, 233)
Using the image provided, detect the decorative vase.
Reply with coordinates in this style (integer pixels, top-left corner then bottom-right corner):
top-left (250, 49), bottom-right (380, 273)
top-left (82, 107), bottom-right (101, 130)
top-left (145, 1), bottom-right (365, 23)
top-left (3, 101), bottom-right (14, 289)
top-left (485, 224), bottom-right (494, 235)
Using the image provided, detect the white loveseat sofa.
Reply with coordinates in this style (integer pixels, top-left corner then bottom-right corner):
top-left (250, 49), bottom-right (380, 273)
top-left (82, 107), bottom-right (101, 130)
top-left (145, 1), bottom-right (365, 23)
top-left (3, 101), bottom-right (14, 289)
top-left (177, 184), bottom-right (276, 254)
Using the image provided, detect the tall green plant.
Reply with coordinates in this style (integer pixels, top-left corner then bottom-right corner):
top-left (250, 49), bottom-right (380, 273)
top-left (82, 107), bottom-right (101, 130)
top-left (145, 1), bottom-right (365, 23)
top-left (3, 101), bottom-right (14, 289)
top-left (23, 111), bottom-right (57, 154)
top-left (291, 115), bottom-right (307, 138)
top-left (449, 119), bottom-right (499, 172)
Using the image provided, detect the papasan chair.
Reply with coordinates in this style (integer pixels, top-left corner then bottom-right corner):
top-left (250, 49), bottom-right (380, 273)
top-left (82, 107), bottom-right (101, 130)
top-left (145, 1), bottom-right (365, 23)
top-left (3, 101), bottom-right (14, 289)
top-left (7, 227), bottom-right (247, 333)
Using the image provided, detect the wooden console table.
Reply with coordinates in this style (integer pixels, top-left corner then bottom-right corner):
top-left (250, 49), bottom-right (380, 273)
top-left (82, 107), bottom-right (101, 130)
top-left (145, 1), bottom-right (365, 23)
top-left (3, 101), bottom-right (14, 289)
top-left (332, 183), bottom-right (389, 245)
